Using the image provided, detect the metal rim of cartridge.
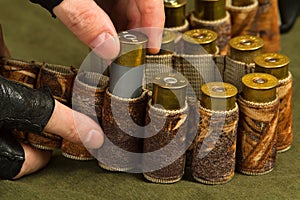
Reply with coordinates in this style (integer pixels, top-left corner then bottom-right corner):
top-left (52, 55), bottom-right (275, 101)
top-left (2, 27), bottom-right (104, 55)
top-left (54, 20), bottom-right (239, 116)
top-left (183, 29), bottom-right (218, 54)
top-left (164, 0), bottom-right (187, 28)
top-left (201, 82), bottom-right (238, 111)
top-left (194, 0), bottom-right (227, 21)
top-left (109, 30), bottom-right (148, 98)
top-left (229, 35), bottom-right (264, 64)
top-left (152, 72), bottom-right (188, 110)
top-left (254, 53), bottom-right (290, 80)
top-left (113, 30), bottom-right (148, 67)
top-left (241, 73), bottom-right (278, 103)
top-left (159, 29), bottom-right (176, 55)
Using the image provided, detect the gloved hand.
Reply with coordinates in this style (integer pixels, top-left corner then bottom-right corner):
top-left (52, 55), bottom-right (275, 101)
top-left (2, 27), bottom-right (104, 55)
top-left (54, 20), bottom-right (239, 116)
top-left (0, 75), bottom-right (104, 179)
top-left (0, 75), bottom-right (54, 133)
top-left (0, 127), bottom-right (25, 179)
top-left (0, 75), bottom-right (104, 148)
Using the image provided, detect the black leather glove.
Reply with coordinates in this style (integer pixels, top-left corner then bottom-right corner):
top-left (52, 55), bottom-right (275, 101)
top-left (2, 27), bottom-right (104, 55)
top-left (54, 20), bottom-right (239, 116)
top-left (0, 75), bottom-right (55, 133)
top-left (0, 127), bottom-right (25, 179)
top-left (0, 75), bottom-right (55, 179)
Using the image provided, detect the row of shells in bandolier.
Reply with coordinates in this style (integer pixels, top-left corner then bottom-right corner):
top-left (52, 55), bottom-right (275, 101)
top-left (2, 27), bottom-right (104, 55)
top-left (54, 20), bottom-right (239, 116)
top-left (164, 0), bottom-right (281, 54)
top-left (49, 6), bottom-right (291, 184)
top-left (159, 27), bottom-right (219, 55)
top-left (159, 28), bottom-right (220, 56)
top-left (144, 61), bottom-right (282, 184)
top-left (164, 2), bottom-right (262, 55)
top-left (101, 27), bottom-right (288, 183)
top-left (163, 0), bottom-right (223, 55)
top-left (146, 71), bottom-right (282, 184)
top-left (192, 70), bottom-right (290, 183)
top-left (164, 0), bottom-right (230, 54)
top-left (164, 0), bottom-right (229, 27)
top-left (151, 20), bottom-right (292, 184)
top-left (227, 34), bottom-right (293, 153)
top-left (160, 28), bottom-right (265, 57)
top-left (62, 0), bottom-right (293, 185)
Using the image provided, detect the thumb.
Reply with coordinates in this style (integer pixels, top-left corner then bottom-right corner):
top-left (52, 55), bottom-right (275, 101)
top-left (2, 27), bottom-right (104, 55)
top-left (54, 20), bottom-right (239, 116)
top-left (53, 0), bottom-right (120, 60)
top-left (44, 100), bottom-right (104, 149)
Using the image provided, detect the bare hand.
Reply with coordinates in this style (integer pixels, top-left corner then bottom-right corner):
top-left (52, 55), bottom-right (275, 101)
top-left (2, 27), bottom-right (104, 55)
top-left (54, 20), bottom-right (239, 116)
top-left (53, 0), bottom-right (165, 59)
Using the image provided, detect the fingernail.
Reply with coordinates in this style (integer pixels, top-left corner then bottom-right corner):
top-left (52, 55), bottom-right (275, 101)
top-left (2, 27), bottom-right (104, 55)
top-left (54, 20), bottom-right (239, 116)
top-left (84, 129), bottom-right (103, 149)
top-left (146, 28), bottom-right (163, 55)
top-left (89, 32), bottom-right (120, 60)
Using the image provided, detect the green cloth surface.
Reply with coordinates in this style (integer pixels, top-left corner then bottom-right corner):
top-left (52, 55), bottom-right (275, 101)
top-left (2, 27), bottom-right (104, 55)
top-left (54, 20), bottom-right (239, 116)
top-left (1, 0), bottom-right (300, 199)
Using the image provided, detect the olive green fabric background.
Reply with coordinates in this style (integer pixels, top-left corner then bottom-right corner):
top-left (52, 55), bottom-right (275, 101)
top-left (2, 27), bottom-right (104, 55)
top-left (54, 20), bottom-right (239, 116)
top-left (1, 0), bottom-right (300, 199)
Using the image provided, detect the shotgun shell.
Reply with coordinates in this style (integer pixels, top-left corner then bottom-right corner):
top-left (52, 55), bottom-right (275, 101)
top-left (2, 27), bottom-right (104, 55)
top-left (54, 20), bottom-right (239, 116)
top-left (229, 35), bottom-right (264, 64)
top-left (201, 82), bottom-right (238, 111)
top-left (194, 0), bottom-right (226, 21)
top-left (110, 30), bottom-right (148, 98)
top-left (241, 73), bottom-right (278, 103)
top-left (164, 0), bottom-right (187, 28)
top-left (152, 72), bottom-right (188, 110)
top-left (183, 29), bottom-right (218, 54)
top-left (254, 53), bottom-right (289, 80)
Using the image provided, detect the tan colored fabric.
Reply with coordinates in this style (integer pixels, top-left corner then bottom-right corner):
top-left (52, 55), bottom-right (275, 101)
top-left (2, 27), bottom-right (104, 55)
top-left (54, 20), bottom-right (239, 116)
top-left (0, 58), bottom-right (41, 88)
top-left (62, 72), bottom-right (109, 160)
top-left (99, 90), bottom-right (148, 171)
top-left (192, 104), bottom-right (239, 184)
top-left (36, 63), bottom-right (76, 105)
top-left (144, 54), bottom-right (174, 91)
top-left (236, 96), bottom-right (279, 175)
top-left (227, 0), bottom-right (259, 37)
top-left (165, 19), bottom-right (190, 33)
top-left (72, 72), bottom-right (108, 124)
top-left (61, 139), bottom-right (94, 161)
top-left (27, 131), bottom-right (62, 150)
top-left (224, 56), bottom-right (255, 92)
top-left (256, 0), bottom-right (281, 52)
top-left (276, 73), bottom-right (293, 152)
top-left (173, 54), bottom-right (221, 98)
top-left (27, 64), bottom-right (77, 150)
top-left (143, 101), bottom-right (188, 183)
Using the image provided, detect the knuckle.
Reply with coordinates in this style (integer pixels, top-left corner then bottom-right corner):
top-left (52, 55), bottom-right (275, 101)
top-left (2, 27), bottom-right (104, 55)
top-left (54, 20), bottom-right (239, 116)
top-left (66, 123), bottom-right (81, 143)
top-left (70, 10), bottom-right (96, 29)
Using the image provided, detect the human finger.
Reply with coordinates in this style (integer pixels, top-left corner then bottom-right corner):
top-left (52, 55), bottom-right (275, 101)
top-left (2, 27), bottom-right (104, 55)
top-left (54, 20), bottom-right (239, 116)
top-left (44, 100), bottom-right (104, 149)
top-left (133, 0), bottom-right (165, 54)
top-left (53, 0), bottom-right (120, 60)
top-left (13, 143), bottom-right (52, 180)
